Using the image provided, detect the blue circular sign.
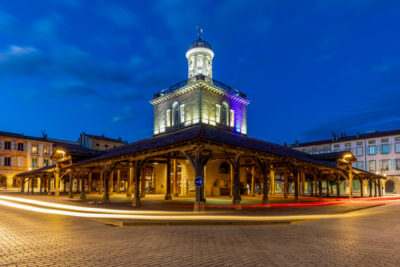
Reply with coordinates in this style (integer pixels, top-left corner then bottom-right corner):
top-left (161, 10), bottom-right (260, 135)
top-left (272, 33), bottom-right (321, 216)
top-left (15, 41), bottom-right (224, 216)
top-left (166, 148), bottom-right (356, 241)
top-left (194, 177), bottom-right (204, 187)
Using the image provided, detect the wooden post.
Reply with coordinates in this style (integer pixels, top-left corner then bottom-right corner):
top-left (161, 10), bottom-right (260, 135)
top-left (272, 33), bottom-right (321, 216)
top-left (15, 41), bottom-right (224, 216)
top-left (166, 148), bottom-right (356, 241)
top-left (174, 159), bottom-right (179, 196)
top-left (31, 178), bottom-right (34, 194)
top-left (310, 179), bottom-right (314, 196)
top-left (55, 164), bottom-right (60, 197)
top-left (165, 158), bottom-right (172, 200)
top-left (314, 174), bottom-right (318, 197)
top-left (360, 179), bottom-right (364, 197)
top-left (349, 166), bottom-right (353, 199)
top-left (109, 171), bottom-right (114, 195)
top-left (47, 176), bottom-right (51, 195)
top-left (103, 170), bottom-right (110, 203)
top-left (230, 163), bottom-right (233, 197)
top-left (183, 149), bottom-right (210, 211)
top-left (99, 171), bottom-right (103, 194)
top-left (284, 174), bottom-right (288, 198)
top-left (80, 174), bottom-right (86, 200)
top-left (232, 155), bottom-right (241, 209)
top-left (140, 167), bottom-right (146, 198)
top-left (378, 179), bottom-right (382, 197)
top-left (270, 169), bottom-right (275, 195)
top-left (251, 166), bottom-right (255, 196)
top-left (326, 179), bottom-right (330, 197)
top-left (127, 162), bottom-right (133, 197)
top-left (43, 177), bottom-right (47, 193)
top-left (68, 172), bottom-right (74, 198)
top-left (336, 177), bottom-right (341, 197)
top-left (117, 169), bottom-right (121, 193)
top-left (254, 158), bottom-right (271, 204)
top-left (301, 171), bottom-right (305, 196)
top-left (374, 180), bottom-right (377, 197)
top-left (294, 168), bottom-right (299, 201)
top-left (39, 176), bottom-right (43, 194)
top-left (88, 172), bottom-right (92, 193)
top-left (369, 180), bottom-right (372, 197)
top-left (318, 179), bottom-right (322, 198)
top-left (132, 160), bottom-right (145, 207)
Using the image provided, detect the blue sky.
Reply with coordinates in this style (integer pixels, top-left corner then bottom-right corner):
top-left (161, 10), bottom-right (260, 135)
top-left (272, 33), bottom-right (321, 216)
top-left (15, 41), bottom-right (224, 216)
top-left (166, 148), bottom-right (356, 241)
top-left (1, 0), bottom-right (399, 144)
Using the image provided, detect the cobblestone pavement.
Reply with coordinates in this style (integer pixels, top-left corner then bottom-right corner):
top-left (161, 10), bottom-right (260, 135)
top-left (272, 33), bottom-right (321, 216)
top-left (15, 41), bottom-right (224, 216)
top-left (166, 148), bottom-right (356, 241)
top-left (0, 202), bottom-right (399, 266)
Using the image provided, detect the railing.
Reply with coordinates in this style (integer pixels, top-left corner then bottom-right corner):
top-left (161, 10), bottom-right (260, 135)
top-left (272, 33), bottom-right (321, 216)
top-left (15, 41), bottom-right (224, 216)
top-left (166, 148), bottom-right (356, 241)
top-left (153, 74), bottom-right (246, 99)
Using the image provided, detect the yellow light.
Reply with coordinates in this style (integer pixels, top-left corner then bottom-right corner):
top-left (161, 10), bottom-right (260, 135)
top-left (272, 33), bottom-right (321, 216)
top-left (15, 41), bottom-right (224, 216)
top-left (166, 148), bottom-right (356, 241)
top-left (343, 153), bottom-right (352, 158)
top-left (56, 150), bottom-right (65, 154)
top-left (384, 173), bottom-right (387, 177)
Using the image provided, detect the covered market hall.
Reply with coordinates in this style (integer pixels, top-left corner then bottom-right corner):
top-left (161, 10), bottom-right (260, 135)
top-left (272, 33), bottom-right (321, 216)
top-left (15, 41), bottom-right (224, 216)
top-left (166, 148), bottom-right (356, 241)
top-left (15, 32), bottom-right (386, 211)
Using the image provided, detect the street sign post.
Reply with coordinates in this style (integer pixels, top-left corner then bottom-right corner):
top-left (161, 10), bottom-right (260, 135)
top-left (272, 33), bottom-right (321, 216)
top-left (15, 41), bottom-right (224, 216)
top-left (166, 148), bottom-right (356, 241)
top-left (194, 177), bottom-right (204, 187)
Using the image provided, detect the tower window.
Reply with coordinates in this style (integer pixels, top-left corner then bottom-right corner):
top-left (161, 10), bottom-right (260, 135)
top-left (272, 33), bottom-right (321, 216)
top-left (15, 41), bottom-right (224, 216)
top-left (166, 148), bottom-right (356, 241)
top-left (230, 109), bottom-right (234, 127)
top-left (221, 102), bottom-right (229, 126)
top-left (166, 109), bottom-right (171, 127)
top-left (172, 102), bottom-right (180, 126)
top-left (180, 104), bottom-right (185, 123)
top-left (215, 104), bottom-right (221, 123)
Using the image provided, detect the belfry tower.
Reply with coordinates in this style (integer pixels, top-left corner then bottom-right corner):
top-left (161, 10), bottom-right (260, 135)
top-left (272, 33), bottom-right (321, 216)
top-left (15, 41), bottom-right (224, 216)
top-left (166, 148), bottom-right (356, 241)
top-left (150, 28), bottom-right (250, 136)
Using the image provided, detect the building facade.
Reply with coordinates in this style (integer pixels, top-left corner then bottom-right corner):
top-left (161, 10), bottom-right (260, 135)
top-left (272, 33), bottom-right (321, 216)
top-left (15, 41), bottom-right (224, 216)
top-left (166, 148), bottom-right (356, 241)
top-left (290, 130), bottom-right (400, 194)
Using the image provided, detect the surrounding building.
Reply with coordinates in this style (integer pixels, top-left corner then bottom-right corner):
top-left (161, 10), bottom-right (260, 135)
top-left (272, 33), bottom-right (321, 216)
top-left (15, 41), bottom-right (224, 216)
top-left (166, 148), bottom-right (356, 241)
top-left (289, 130), bottom-right (400, 194)
top-left (0, 131), bottom-right (127, 189)
top-left (15, 30), bottom-right (385, 211)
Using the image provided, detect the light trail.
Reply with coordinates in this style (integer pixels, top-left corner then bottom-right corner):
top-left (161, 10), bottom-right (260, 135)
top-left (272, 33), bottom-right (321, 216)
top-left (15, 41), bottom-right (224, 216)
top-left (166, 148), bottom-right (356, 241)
top-left (0, 196), bottom-right (183, 215)
top-left (0, 198), bottom-right (388, 222)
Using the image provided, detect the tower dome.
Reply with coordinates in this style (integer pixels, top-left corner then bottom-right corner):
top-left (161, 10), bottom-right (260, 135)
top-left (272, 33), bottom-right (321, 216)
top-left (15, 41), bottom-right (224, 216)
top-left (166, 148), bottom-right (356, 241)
top-left (186, 26), bottom-right (214, 79)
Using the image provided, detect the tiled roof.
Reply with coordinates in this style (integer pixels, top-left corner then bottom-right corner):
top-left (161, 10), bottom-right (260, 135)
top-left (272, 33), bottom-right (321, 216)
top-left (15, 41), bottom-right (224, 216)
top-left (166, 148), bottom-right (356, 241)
top-left (53, 142), bottom-right (102, 156)
top-left (84, 134), bottom-right (127, 144)
top-left (17, 165), bottom-right (56, 176)
top-left (295, 129), bottom-right (400, 148)
top-left (0, 131), bottom-right (52, 143)
top-left (73, 125), bottom-right (342, 169)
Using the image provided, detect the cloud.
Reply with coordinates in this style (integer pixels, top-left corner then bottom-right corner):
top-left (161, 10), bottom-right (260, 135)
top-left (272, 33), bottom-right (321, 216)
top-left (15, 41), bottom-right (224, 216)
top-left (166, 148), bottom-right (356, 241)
top-left (51, 80), bottom-right (101, 98)
top-left (0, 10), bottom-right (16, 30)
top-left (95, 1), bottom-right (140, 28)
top-left (302, 90), bottom-right (400, 140)
top-left (0, 45), bottom-right (47, 75)
top-left (112, 106), bottom-right (136, 123)
top-left (0, 44), bottom-right (133, 85)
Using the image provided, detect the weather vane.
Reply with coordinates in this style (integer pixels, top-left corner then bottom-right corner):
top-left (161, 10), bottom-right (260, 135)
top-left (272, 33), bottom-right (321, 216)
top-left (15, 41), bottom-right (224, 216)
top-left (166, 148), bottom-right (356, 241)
top-left (196, 24), bottom-right (203, 39)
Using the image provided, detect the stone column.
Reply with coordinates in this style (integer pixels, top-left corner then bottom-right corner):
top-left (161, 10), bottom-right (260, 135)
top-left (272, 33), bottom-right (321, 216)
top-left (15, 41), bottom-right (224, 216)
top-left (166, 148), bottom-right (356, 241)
top-left (103, 171), bottom-right (110, 203)
top-left (369, 180), bottom-right (372, 197)
top-left (336, 178), bottom-right (341, 197)
top-left (165, 158), bottom-right (172, 200)
top-left (127, 162), bottom-right (133, 197)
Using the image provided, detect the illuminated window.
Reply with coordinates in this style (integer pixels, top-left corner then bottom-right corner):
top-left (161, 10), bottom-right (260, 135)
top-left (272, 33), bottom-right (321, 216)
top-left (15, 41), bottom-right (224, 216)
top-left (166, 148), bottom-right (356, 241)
top-left (197, 55), bottom-right (203, 74)
top-left (180, 104), bottom-right (185, 123)
top-left (367, 146), bottom-right (376, 155)
top-left (356, 146), bottom-right (363, 156)
top-left (172, 102), bottom-right (180, 125)
top-left (396, 143), bottom-right (400, 153)
top-left (221, 102), bottom-right (229, 126)
top-left (166, 109), bottom-right (171, 127)
top-left (381, 144), bottom-right (390, 154)
top-left (44, 159), bottom-right (49, 167)
top-left (230, 109), bottom-right (234, 127)
top-left (380, 159), bottom-right (391, 170)
top-left (215, 104), bottom-right (221, 123)
top-left (32, 145), bottom-right (38, 154)
top-left (367, 160), bottom-right (375, 171)
top-left (44, 145), bottom-right (50, 155)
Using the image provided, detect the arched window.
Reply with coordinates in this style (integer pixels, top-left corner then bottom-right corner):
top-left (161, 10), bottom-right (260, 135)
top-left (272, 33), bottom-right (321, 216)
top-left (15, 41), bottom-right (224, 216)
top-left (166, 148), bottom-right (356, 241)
top-left (219, 162), bottom-right (230, 174)
top-left (221, 102), bottom-right (229, 126)
top-left (172, 102), bottom-right (180, 126)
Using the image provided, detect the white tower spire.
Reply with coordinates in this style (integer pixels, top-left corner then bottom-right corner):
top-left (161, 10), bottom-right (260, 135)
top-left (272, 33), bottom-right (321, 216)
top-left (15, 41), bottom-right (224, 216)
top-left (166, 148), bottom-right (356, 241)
top-left (186, 26), bottom-right (214, 79)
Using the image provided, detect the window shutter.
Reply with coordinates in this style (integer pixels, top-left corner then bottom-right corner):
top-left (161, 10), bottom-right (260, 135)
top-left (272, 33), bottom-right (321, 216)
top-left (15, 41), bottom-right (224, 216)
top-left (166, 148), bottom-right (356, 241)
top-left (12, 141), bottom-right (17, 150)
top-left (0, 140), bottom-right (4, 149)
top-left (388, 144), bottom-right (391, 153)
top-left (0, 156), bottom-right (3, 166)
top-left (10, 157), bottom-right (14, 167)
top-left (379, 160), bottom-right (382, 170)
top-left (388, 160), bottom-right (392, 170)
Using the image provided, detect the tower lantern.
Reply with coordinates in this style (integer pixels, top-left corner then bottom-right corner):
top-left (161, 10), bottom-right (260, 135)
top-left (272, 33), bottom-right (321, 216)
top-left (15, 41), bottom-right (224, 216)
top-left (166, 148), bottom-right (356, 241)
top-left (186, 25), bottom-right (214, 79)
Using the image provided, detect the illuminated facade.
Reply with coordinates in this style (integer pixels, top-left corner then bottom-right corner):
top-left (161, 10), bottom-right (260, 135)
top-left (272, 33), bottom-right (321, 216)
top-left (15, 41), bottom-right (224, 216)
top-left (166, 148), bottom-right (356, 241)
top-left (290, 130), bottom-right (400, 194)
top-left (151, 35), bottom-right (249, 136)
